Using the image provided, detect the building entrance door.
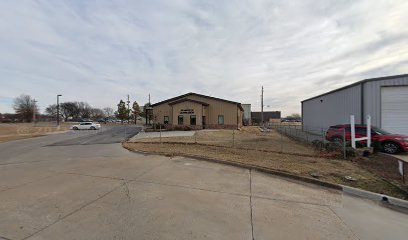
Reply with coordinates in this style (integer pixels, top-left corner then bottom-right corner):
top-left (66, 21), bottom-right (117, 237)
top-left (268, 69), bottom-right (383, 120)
top-left (202, 116), bottom-right (206, 129)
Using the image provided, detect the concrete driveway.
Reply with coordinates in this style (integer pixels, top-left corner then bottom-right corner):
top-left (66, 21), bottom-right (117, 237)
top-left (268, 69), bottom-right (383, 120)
top-left (0, 127), bottom-right (407, 240)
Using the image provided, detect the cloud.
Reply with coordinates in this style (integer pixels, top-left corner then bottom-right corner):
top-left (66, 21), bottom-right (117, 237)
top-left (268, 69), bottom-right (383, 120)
top-left (0, 0), bottom-right (407, 116)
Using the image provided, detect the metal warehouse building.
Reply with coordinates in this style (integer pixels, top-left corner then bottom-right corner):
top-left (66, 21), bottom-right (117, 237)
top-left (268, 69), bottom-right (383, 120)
top-left (151, 93), bottom-right (244, 129)
top-left (301, 74), bottom-right (408, 135)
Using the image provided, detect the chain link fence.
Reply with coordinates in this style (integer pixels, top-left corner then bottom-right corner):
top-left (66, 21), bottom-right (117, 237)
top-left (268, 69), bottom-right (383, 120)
top-left (130, 125), bottom-right (349, 158)
top-left (266, 123), bottom-right (347, 159)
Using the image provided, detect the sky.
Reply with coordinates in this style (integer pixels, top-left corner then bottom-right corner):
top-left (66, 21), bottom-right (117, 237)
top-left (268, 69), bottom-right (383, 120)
top-left (0, 0), bottom-right (408, 116)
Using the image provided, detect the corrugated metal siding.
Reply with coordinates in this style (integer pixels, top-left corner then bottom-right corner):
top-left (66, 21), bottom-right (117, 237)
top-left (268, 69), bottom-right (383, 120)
top-left (302, 84), bottom-right (362, 132)
top-left (363, 76), bottom-right (408, 127)
top-left (302, 76), bottom-right (408, 132)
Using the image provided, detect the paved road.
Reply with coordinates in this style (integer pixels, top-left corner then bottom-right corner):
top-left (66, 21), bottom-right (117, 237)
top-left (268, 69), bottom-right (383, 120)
top-left (0, 128), bottom-right (407, 240)
top-left (48, 125), bottom-right (141, 146)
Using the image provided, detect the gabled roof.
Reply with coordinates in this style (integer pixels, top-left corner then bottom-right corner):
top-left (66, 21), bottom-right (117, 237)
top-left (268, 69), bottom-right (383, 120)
top-left (168, 98), bottom-right (209, 106)
top-left (151, 92), bottom-right (244, 111)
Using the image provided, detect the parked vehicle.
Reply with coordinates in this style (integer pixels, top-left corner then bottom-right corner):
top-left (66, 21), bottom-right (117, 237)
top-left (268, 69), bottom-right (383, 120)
top-left (71, 122), bottom-right (101, 130)
top-left (325, 124), bottom-right (408, 154)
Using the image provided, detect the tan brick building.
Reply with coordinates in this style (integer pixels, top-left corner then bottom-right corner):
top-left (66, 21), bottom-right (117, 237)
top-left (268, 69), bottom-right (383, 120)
top-left (151, 93), bottom-right (244, 129)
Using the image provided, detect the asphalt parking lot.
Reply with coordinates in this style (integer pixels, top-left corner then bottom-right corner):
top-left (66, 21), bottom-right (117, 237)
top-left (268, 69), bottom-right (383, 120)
top-left (48, 125), bottom-right (141, 146)
top-left (0, 127), bottom-right (407, 240)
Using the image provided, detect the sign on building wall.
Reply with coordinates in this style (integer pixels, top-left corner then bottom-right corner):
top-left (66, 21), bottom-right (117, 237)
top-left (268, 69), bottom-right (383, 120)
top-left (180, 109), bottom-right (194, 114)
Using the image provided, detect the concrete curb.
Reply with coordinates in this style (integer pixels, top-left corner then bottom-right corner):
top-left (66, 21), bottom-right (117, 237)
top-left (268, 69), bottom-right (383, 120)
top-left (342, 185), bottom-right (408, 209)
top-left (122, 145), bottom-right (408, 211)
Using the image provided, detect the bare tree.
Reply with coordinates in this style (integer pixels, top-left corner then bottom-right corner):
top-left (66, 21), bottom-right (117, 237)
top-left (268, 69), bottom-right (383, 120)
top-left (286, 113), bottom-right (301, 121)
top-left (13, 94), bottom-right (38, 122)
top-left (45, 104), bottom-right (57, 117)
top-left (60, 102), bottom-right (79, 121)
top-left (288, 113), bottom-right (301, 118)
top-left (55, 101), bottom-right (105, 121)
top-left (90, 108), bottom-right (105, 119)
top-left (103, 107), bottom-right (114, 118)
top-left (77, 102), bottom-right (92, 119)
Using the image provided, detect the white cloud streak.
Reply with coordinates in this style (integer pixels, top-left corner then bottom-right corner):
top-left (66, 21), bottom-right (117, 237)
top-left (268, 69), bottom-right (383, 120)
top-left (0, 0), bottom-right (407, 115)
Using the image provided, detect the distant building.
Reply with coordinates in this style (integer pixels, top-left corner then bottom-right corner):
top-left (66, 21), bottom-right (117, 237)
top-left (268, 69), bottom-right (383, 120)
top-left (251, 111), bottom-right (281, 124)
top-left (151, 92), bottom-right (244, 129)
top-left (241, 104), bottom-right (251, 125)
top-left (302, 74), bottom-right (408, 134)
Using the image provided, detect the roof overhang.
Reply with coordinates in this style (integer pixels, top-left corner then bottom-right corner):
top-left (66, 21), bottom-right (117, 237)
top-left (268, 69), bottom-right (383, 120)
top-left (168, 98), bottom-right (209, 106)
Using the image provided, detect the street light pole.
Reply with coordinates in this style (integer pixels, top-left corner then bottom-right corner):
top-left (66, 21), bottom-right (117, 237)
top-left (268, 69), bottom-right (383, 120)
top-left (32, 99), bottom-right (37, 124)
top-left (57, 94), bottom-right (62, 126)
top-left (127, 94), bottom-right (130, 124)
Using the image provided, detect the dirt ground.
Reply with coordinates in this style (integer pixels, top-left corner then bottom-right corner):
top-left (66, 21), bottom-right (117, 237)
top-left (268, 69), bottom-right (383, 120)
top-left (354, 153), bottom-right (408, 190)
top-left (0, 123), bottom-right (69, 142)
top-left (124, 127), bottom-right (408, 199)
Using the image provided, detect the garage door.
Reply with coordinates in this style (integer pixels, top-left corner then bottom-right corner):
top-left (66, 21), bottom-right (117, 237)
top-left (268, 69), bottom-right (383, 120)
top-left (381, 86), bottom-right (408, 135)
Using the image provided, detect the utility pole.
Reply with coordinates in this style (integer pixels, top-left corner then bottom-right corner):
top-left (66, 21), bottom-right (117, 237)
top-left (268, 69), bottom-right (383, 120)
top-left (146, 93), bottom-right (151, 125)
top-left (57, 94), bottom-right (62, 126)
top-left (261, 86), bottom-right (264, 125)
top-left (127, 94), bottom-right (130, 124)
top-left (32, 99), bottom-right (37, 124)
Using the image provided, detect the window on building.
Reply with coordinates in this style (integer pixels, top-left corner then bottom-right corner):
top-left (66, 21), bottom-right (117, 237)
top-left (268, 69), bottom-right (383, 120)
top-left (218, 115), bottom-right (224, 125)
top-left (190, 115), bottom-right (196, 125)
top-left (178, 115), bottom-right (183, 125)
top-left (164, 116), bottom-right (169, 125)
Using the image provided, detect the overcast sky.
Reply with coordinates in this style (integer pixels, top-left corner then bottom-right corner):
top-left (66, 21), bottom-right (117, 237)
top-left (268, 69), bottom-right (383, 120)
top-left (1, 0), bottom-right (408, 116)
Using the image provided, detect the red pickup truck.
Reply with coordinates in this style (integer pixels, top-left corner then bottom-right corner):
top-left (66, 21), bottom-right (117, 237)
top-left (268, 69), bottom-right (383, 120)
top-left (325, 124), bottom-right (408, 154)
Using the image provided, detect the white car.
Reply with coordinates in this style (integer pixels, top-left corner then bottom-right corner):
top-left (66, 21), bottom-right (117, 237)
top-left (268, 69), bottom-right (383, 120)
top-left (71, 122), bottom-right (101, 130)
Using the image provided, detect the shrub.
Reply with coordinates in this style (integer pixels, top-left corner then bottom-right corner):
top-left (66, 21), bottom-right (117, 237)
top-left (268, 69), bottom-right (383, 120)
top-left (174, 125), bottom-right (184, 131)
top-left (153, 123), bottom-right (166, 129)
top-left (183, 126), bottom-right (192, 131)
top-left (311, 140), bottom-right (324, 150)
top-left (345, 147), bottom-right (356, 158)
top-left (325, 142), bottom-right (343, 152)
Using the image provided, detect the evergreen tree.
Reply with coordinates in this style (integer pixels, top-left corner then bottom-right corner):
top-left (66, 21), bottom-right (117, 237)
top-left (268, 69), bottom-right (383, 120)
top-left (131, 101), bottom-right (141, 124)
top-left (115, 100), bottom-right (129, 124)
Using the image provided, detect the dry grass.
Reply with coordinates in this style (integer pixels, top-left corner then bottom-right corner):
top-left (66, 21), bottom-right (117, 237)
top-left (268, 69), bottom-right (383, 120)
top-left (131, 126), bottom-right (316, 156)
top-left (125, 126), bottom-right (408, 199)
top-left (0, 123), bottom-right (69, 143)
